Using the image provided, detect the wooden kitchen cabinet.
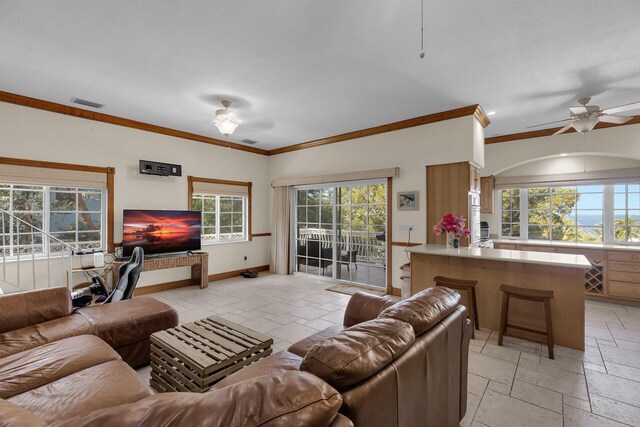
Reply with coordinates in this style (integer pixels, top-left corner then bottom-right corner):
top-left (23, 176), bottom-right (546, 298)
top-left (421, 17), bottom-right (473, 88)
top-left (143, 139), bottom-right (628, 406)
top-left (480, 176), bottom-right (495, 213)
top-left (426, 161), bottom-right (479, 247)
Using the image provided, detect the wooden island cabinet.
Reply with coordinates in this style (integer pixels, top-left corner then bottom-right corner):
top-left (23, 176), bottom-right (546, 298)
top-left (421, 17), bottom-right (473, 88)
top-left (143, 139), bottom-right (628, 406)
top-left (494, 241), bottom-right (640, 301)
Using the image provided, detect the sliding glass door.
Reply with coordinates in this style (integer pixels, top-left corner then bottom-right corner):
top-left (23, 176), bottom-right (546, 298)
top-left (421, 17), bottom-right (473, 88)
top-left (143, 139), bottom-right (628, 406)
top-left (293, 180), bottom-right (387, 289)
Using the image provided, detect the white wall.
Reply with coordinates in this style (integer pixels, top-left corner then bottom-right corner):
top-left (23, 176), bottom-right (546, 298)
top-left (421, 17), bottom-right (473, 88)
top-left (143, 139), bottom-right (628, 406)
top-left (481, 123), bottom-right (640, 236)
top-left (269, 115), bottom-right (480, 290)
top-left (0, 101), bottom-right (271, 288)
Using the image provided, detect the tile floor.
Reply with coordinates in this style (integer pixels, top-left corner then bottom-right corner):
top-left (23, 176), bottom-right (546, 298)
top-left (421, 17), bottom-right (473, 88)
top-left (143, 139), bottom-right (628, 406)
top-left (137, 273), bottom-right (640, 427)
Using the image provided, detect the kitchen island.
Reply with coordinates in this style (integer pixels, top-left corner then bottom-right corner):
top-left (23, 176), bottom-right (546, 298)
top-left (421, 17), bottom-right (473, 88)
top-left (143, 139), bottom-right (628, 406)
top-left (407, 244), bottom-right (591, 350)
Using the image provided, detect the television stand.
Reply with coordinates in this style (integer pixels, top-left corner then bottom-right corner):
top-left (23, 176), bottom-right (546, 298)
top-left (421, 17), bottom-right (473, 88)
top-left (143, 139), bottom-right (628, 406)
top-left (113, 251), bottom-right (209, 289)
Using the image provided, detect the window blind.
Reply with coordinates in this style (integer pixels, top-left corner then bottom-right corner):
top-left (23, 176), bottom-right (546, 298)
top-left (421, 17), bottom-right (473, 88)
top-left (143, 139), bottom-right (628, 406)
top-left (192, 180), bottom-right (249, 196)
top-left (495, 167), bottom-right (640, 190)
top-left (271, 167), bottom-right (399, 187)
top-left (0, 163), bottom-right (108, 188)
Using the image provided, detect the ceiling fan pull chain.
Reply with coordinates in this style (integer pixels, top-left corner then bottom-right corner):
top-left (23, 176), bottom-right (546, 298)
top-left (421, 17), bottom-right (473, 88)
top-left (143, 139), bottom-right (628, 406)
top-left (419, 0), bottom-right (425, 58)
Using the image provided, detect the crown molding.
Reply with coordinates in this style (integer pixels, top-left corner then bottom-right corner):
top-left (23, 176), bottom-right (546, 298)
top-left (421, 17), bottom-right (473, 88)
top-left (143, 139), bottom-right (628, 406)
top-left (0, 91), bottom-right (270, 156)
top-left (267, 104), bottom-right (490, 155)
top-left (485, 115), bottom-right (640, 145)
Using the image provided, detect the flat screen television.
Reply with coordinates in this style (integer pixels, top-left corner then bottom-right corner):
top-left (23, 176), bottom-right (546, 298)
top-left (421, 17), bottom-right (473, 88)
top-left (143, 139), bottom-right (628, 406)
top-left (122, 209), bottom-right (201, 257)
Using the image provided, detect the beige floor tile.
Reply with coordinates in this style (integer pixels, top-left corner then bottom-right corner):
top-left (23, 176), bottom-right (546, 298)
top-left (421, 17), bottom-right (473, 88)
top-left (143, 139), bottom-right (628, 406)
top-left (617, 339), bottom-right (640, 352)
top-left (586, 369), bottom-right (640, 408)
top-left (268, 313), bottom-right (302, 325)
top-left (586, 309), bottom-right (625, 323)
top-left (269, 323), bottom-right (319, 343)
top-left (591, 394), bottom-right (640, 426)
top-left (584, 362), bottom-right (607, 373)
top-left (609, 325), bottom-right (640, 343)
top-left (304, 318), bottom-right (336, 331)
top-left (554, 344), bottom-right (604, 365)
top-left (515, 358), bottom-right (588, 400)
top-left (600, 345), bottom-right (640, 369)
top-left (563, 405), bottom-right (628, 427)
top-left (585, 336), bottom-right (599, 348)
top-left (239, 317), bottom-right (281, 334)
top-left (287, 305), bottom-right (330, 321)
top-left (604, 361), bottom-right (640, 383)
top-left (586, 326), bottom-right (615, 340)
top-left (538, 354), bottom-right (584, 374)
top-left (510, 379), bottom-right (562, 414)
top-left (474, 389), bottom-right (562, 427)
top-left (460, 392), bottom-right (481, 427)
top-left (487, 380), bottom-right (511, 395)
top-left (320, 309), bottom-right (346, 323)
top-left (481, 343), bottom-right (520, 363)
top-left (563, 394), bottom-right (591, 412)
top-left (260, 302), bottom-right (300, 315)
top-left (468, 352), bottom-right (517, 386)
top-left (467, 373), bottom-right (489, 396)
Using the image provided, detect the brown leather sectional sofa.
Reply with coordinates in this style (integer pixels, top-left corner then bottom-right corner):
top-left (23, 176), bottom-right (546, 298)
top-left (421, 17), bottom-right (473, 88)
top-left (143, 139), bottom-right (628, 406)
top-left (0, 285), bottom-right (471, 427)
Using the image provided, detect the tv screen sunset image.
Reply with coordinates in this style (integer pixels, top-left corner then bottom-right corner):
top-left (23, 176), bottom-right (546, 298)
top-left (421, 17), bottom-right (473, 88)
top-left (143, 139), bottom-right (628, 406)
top-left (122, 210), bottom-right (201, 256)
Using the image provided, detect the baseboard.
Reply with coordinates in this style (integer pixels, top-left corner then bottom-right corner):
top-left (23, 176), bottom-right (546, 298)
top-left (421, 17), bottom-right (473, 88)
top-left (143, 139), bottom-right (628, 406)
top-left (134, 264), bottom-right (271, 296)
top-left (134, 279), bottom-right (192, 296)
top-left (390, 288), bottom-right (401, 297)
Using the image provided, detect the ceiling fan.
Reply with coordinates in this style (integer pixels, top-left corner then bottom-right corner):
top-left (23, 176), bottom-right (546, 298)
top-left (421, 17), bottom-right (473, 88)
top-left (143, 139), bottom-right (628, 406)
top-left (528, 97), bottom-right (640, 135)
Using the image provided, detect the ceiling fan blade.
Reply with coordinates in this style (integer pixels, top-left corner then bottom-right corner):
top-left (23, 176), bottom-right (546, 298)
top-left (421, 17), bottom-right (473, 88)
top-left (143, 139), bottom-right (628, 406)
top-left (601, 101), bottom-right (640, 115)
top-left (598, 115), bottom-right (633, 124)
top-left (526, 118), bottom-right (573, 129)
top-left (553, 124), bottom-right (573, 136)
top-left (569, 106), bottom-right (589, 115)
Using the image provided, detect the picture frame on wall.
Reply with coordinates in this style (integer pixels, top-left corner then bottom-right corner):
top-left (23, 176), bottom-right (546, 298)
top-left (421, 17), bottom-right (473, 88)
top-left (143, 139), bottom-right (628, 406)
top-left (398, 191), bottom-right (419, 211)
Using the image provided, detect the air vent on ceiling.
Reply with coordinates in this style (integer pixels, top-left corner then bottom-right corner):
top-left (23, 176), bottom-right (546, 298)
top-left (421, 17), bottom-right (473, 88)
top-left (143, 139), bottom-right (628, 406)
top-left (70, 97), bottom-right (104, 109)
top-left (241, 139), bottom-right (258, 145)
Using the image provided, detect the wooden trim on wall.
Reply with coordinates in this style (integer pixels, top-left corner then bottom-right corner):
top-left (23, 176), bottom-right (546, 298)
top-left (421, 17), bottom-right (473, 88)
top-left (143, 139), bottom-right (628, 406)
top-left (1, 90), bottom-right (493, 157)
top-left (0, 156), bottom-right (113, 174)
top-left (387, 177), bottom-right (393, 296)
top-left (391, 241), bottom-right (422, 247)
top-left (251, 233), bottom-right (271, 238)
top-left (107, 171), bottom-right (115, 253)
top-left (0, 90), bottom-right (269, 156)
top-left (485, 115), bottom-right (640, 145)
top-left (0, 156), bottom-right (116, 254)
top-left (187, 176), bottom-right (253, 242)
top-left (269, 105), bottom-right (490, 156)
top-left (208, 264), bottom-right (270, 282)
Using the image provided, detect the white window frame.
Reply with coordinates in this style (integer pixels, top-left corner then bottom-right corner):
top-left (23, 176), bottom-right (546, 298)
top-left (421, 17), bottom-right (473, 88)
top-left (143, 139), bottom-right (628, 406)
top-left (192, 193), bottom-right (248, 244)
top-left (497, 183), bottom-right (640, 245)
top-left (1, 183), bottom-right (107, 258)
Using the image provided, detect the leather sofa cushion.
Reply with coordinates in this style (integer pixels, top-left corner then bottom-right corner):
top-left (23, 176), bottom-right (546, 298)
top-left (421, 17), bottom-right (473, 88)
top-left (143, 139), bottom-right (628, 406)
top-left (75, 297), bottom-right (178, 349)
top-left (0, 398), bottom-right (46, 427)
top-left (288, 324), bottom-right (345, 358)
top-left (0, 335), bottom-right (120, 399)
top-left (343, 292), bottom-right (396, 327)
top-left (49, 372), bottom-right (342, 427)
top-left (8, 360), bottom-right (152, 423)
top-left (213, 350), bottom-right (303, 390)
top-left (0, 314), bottom-right (94, 359)
top-left (379, 287), bottom-right (461, 335)
top-left (0, 287), bottom-right (72, 334)
top-left (300, 318), bottom-right (415, 390)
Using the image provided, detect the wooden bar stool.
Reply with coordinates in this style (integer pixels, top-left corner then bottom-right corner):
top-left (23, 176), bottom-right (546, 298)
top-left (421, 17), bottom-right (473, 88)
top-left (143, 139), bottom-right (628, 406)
top-left (434, 276), bottom-right (479, 338)
top-left (498, 284), bottom-right (555, 359)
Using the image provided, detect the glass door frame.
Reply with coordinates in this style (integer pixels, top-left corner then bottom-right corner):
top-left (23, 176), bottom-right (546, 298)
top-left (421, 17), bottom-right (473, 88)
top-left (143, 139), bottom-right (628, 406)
top-left (290, 178), bottom-right (388, 290)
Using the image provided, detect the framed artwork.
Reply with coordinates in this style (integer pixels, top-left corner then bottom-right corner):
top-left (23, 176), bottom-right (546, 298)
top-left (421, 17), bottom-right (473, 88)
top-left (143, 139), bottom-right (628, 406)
top-left (398, 191), bottom-right (419, 211)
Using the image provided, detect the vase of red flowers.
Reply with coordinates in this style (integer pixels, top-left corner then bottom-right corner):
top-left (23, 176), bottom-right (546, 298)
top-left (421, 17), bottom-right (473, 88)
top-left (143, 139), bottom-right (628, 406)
top-left (432, 214), bottom-right (471, 248)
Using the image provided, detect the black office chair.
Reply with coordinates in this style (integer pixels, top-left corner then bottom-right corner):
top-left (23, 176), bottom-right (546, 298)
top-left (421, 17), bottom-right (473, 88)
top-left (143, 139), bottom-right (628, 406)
top-left (72, 247), bottom-right (145, 308)
top-left (104, 246), bottom-right (145, 303)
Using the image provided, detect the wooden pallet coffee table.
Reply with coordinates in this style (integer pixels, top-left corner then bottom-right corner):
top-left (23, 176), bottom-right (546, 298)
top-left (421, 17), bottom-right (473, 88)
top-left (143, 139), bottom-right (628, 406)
top-left (150, 315), bottom-right (273, 393)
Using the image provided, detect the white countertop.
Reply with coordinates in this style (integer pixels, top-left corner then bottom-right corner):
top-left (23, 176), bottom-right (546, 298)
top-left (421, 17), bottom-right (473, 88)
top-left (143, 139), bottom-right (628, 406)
top-left (492, 239), bottom-right (640, 252)
top-left (406, 244), bottom-right (592, 268)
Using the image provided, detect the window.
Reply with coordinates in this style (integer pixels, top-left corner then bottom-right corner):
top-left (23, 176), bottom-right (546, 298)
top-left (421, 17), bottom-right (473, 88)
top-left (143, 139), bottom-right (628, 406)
top-left (1, 184), bottom-right (105, 256)
top-left (500, 189), bottom-right (520, 238)
top-left (614, 184), bottom-right (640, 243)
top-left (191, 194), bottom-right (247, 242)
top-left (499, 183), bottom-right (638, 244)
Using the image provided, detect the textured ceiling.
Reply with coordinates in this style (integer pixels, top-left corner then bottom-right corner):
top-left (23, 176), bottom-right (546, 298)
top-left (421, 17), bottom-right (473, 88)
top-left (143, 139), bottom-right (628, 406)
top-left (1, 1), bottom-right (640, 150)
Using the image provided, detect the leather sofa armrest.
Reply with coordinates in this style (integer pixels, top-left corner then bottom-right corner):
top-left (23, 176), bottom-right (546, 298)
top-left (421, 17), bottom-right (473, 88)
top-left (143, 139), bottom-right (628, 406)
top-left (0, 398), bottom-right (46, 427)
top-left (329, 413), bottom-right (354, 427)
top-left (343, 292), bottom-right (395, 327)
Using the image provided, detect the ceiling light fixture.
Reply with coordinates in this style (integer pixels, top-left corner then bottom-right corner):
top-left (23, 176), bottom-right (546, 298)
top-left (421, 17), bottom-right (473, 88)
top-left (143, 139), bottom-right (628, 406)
top-left (487, 111), bottom-right (496, 116)
top-left (571, 117), bottom-right (598, 134)
top-left (214, 100), bottom-right (240, 137)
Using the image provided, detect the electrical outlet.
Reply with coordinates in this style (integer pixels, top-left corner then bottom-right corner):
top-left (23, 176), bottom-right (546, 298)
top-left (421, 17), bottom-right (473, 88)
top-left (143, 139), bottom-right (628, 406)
top-left (399, 224), bottom-right (414, 232)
